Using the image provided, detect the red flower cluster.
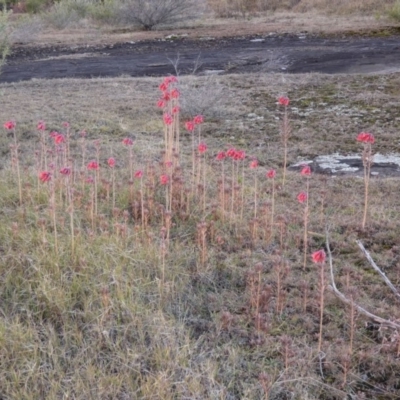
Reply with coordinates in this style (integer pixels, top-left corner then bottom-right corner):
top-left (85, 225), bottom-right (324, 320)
top-left (60, 167), bottom-right (71, 176)
top-left (39, 171), bottom-right (51, 183)
top-left (107, 157), bottom-right (116, 168)
top-left (170, 88), bottom-right (180, 99)
top-left (37, 121), bottom-right (46, 131)
top-left (249, 159), bottom-right (258, 169)
top-left (356, 132), bottom-right (375, 144)
top-left (216, 151), bottom-right (226, 161)
top-left (300, 165), bottom-right (311, 176)
top-left (159, 76), bottom-right (177, 92)
top-left (198, 142), bottom-right (207, 154)
top-left (297, 192), bottom-right (307, 204)
top-left (163, 113), bottom-right (173, 126)
top-left (157, 76), bottom-right (179, 108)
top-left (266, 169), bottom-right (276, 179)
top-left (193, 115), bottom-right (204, 125)
top-left (311, 249), bottom-right (326, 264)
top-left (3, 121), bottom-right (16, 130)
top-left (278, 96), bottom-right (290, 107)
top-left (226, 148), bottom-right (245, 161)
top-left (122, 137), bottom-right (134, 146)
top-left (134, 170), bottom-right (143, 179)
top-left (87, 160), bottom-right (99, 170)
top-left (185, 121), bottom-right (195, 131)
top-left (185, 115), bottom-right (204, 132)
top-left (160, 174), bottom-right (169, 185)
top-left (157, 100), bottom-right (165, 109)
top-left (54, 133), bottom-right (65, 145)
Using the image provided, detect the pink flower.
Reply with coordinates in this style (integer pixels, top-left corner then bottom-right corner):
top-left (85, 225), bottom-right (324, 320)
top-left (62, 121), bottom-right (70, 128)
top-left (163, 113), bottom-right (173, 126)
top-left (170, 88), bottom-right (180, 99)
top-left (233, 150), bottom-right (245, 161)
top-left (297, 192), bottom-right (307, 204)
top-left (193, 115), bottom-right (204, 125)
top-left (162, 91), bottom-right (171, 101)
top-left (249, 159), bottom-right (258, 169)
top-left (216, 151), bottom-right (226, 161)
top-left (198, 142), bottom-right (207, 154)
top-left (165, 161), bottom-right (173, 168)
top-left (226, 148), bottom-right (236, 158)
top-left (357, 132), bottom-right (375, 144)
top-left (37, 121), bottom-right (46, 131)
top-left (60, 167), bottom-right (71, 176)
top-left (165, 76), bottom-right (177, 84)
top-left (122, 137), bottom-right (134, 146)
top-left (107, 157), bottom-right (116, 168)
top-left (134, 170), bottom-right (143, 179)
top-left (87, 160), bottom-right (99, 170)
top-left (185, 120), bottom-right (195, 131)
top-left (39, 171), bottom-right (51, 183)
top-left (54, 134), bottom-right (65, 145)
top-left (3, 120), bottom-right (16, 130)
top-left (266, 169), bottom-right (276, 179)
top-left (160, 174), bottom-right (169, 185)
top-left (159, 82), bottom-right (168, 92)
top-left (157, 99), bottom-right (166, 108)
top-left (301, 165), bottom-right (311, 176)
top-left (311, 249), bottom-right (326, 264)
top-left (172, 106), bottom-right (180, 114)
top-left (278, 97), bottom-right (290, 107)
top-left (85, 176), bottom-right (94, 184)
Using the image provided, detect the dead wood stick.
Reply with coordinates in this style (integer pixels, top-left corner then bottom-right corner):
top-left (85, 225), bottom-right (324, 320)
top-left (325, 234), bottom-right (400, 330)
top-left (356, 239), bottom-right (400, 303)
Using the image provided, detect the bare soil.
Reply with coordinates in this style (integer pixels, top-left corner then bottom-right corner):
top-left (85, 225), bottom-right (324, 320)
top-left (2, 27), bottom-right (400, 82)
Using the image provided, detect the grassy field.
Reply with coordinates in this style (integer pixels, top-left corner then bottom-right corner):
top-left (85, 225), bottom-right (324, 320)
top-left (1, 0), bottom-right (400, 396)
top-left (0, 70), bottom-right (399, 399)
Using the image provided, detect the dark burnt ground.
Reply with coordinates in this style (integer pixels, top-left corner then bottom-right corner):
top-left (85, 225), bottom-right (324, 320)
top-left (1, 33), bottom-right (400, 83)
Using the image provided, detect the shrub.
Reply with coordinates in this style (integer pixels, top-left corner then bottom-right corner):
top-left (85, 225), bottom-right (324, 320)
top-left (25, 0), bottom-right (49, 14)
top-left (179, 75), bottom-right (228, 119)
top-left (118, 0), bottom-right (206, 30)
top-left (387, 0), bottom-right (400, 21)
top-left (87, 0), bottom-right (121, 25)
top-left (41, 0), bottom-right (92, 29)
top-left (10, 15), bottom-right (43, 43)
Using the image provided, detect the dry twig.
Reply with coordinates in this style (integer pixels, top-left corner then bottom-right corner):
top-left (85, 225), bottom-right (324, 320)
top-left (356, 239), bottom-right (400, 303)
top-left (325, 233), bottom-right (400, 330)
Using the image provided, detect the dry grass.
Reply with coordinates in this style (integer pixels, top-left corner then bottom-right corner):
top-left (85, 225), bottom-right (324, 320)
top-left (1, 72), bottom-right (399, 164)
top-left (0, 71), bottom-right (400, 399)
top-left (208, 0), bottom-right (398, 16)
top-left (15, 0), bottom-right (396, 47)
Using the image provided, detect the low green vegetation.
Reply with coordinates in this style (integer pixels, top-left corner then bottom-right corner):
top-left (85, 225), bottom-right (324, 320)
top-left (387, 0), bottom-right (400, 21)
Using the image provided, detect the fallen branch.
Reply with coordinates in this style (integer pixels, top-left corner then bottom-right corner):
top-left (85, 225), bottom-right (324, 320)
top-left (356, 240), bottom-right (400, 304)
top-left (326, 234), bottom-right (400, 330)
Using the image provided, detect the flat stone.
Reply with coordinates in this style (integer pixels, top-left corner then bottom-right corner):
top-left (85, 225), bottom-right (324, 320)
top-left (291, 153), bottom-right (400, 177)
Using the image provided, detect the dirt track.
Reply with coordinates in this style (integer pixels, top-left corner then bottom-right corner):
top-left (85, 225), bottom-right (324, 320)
top-left (1, 32), bottom-right (400, 82)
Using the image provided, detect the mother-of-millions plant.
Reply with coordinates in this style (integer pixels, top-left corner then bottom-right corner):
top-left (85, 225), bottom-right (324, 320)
top-left (356, 132), bottom-right (375, 230)
top-left (278, 96), bottom-right (290, 186)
